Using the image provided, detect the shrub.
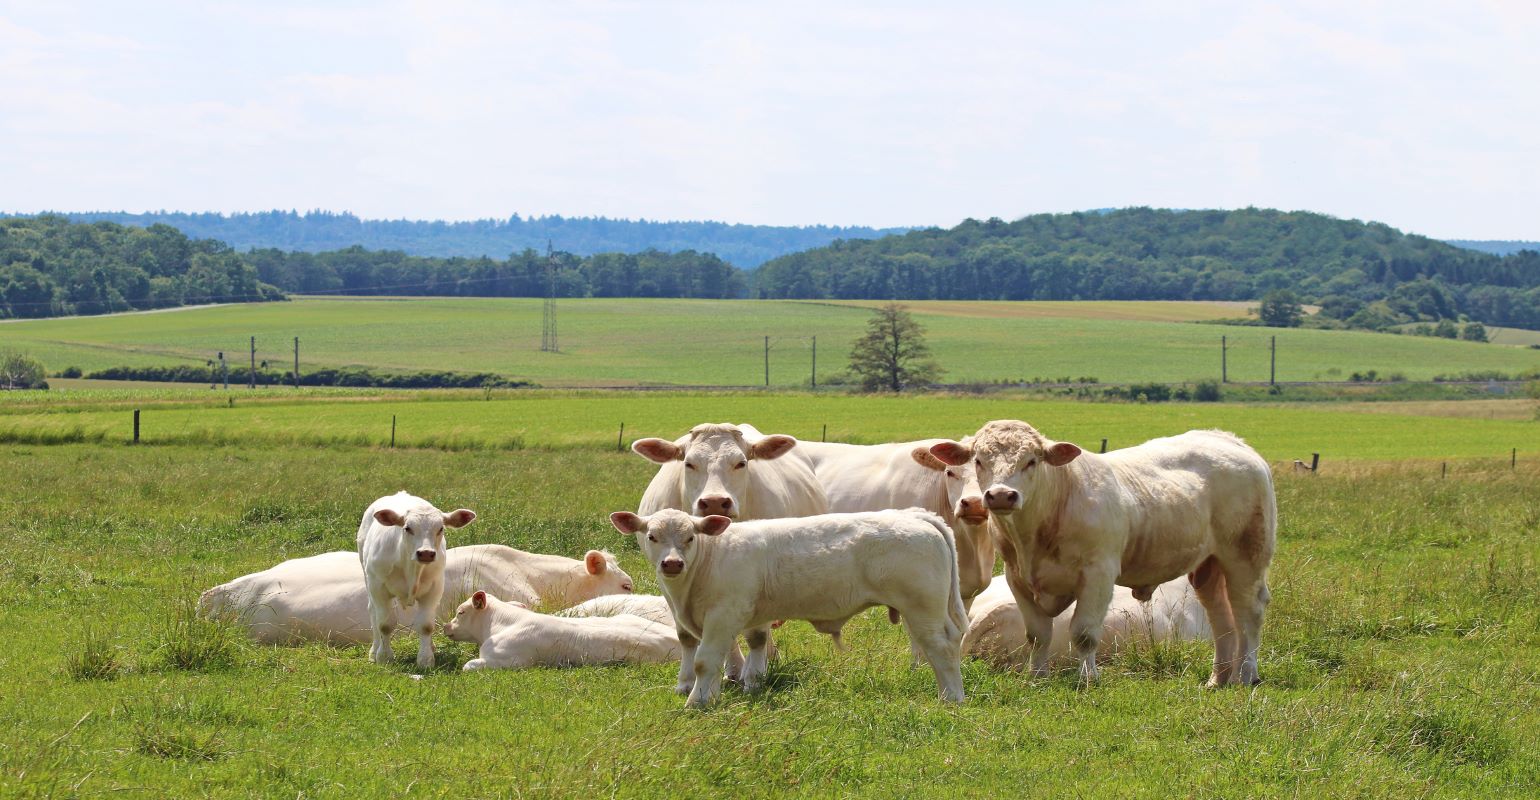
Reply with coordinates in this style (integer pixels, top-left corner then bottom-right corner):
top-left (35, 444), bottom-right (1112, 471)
top-left (1193, 380), bottom-right (1222, 402)
top-left (86, 364), bottom-right (534, 390)
top-left (0, 349), bottom-right (48, 389)
top-left (56, 366), bottom-right (83, 378)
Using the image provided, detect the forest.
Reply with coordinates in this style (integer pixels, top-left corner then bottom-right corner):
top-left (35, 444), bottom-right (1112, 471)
top-left (752, 208), bottom-right (1540, 329)
top-left (30, 210), bottom-right (905, 268)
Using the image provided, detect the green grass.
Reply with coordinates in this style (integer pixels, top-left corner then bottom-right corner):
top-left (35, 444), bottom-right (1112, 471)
top-left (0, 390), bottom-right (1535, 462)
top-left (1, 441), bottom-right (1536, 797)
top-left (3, 296), bottom-right (1537, 386)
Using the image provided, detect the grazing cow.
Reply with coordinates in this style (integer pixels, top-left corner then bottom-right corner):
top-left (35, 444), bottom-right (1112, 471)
top-left (357, 492), bottom-right (477, 668)
top-left (963, 576), bottom-right (1211, 670)
top-left (797, 439), bottom-right (997, 608)
top-left (201, 545), bottom-right (633, 646)
top-left (931, 422), bottom-right (1275, 686)
top-left (609, 508), bottom-right (967, 709)
top-left (445, 591), bottom-right (680, 670)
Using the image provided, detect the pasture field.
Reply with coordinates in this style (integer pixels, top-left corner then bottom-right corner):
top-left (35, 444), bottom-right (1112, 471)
top-left (3, 297), bottom-right (1538, 386)
top-left (3, 438), bottom-right (1537, 797)
top-left (0, 391), bottom-right (1537, 463)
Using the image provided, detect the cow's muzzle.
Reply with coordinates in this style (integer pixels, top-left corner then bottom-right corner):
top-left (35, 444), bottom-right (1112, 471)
top-left (983, 488), bottom-right (1019, 511)
top-left (696, 495), bottom-right (734, 517)
top-left (957, 497), bottom-right (989, 525)
top-left (659, 559), bottom-right (685, 577)
top-left (415, 550), bottom-right (437, 563)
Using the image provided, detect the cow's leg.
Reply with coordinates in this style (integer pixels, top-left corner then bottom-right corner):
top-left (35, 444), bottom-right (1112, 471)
top-left (686, 623), bottom-right (738, 710)
top-left (1004, 568), bottom-right (1055, 676)
top-left (1068, 570), bottom-right (1117, 684)
top-left (675, 629), bottom-right (700, 696)
top-left (740, 626), bottom-right (773, 692)
top-left (725, 638), bottom-right (748, 684)
top-left (900, 602), bottom-right (966, 703)
top-left (462, 657), bottom-right (487, 671)
top-left (366, 584), bottom-right (396, 665)
top-left (1189, 555), bottom-right (1239, 687)
top-left (410, 592), bottom-right (436, 669)
top-left (1220, 560), bottom-right (1270, 686)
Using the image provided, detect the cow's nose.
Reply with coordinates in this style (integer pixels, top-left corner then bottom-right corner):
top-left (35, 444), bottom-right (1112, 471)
top-left (983, 489), bottom-right (1019, 510)
top-left (958, 497), bottom-right (989, 523)
top-left (696, 496), bottom-right (733, 516)
top-left (415, 550), bottom-right (436, 563)
top-left (660, 559), bottom-right (684, 577)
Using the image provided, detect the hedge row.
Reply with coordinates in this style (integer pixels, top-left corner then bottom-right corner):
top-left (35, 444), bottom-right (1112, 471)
top-left (85, 365), bottom-right (534, 389)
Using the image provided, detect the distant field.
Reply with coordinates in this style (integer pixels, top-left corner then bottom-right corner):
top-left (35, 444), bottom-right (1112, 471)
top-left (2, 390), bottom-right (1534, 463)
top-left (2, 297), bottom-right (1537, 386)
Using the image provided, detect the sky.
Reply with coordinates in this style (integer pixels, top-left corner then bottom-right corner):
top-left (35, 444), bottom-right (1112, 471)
top-left (1, 1), bottom-right (1536, 239)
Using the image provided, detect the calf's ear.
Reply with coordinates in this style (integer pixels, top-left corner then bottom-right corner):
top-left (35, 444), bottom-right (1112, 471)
top-left (1046, 442), bottom-right (1082, 466)
top-left (472, 590), bottom-right (487, 610)
top-left (910, 447), bottom-right (946, 471)
top-left (609, 511), bottom-right (645, 534)
top-left (584, 550), bottom-right (607, 575)
top-left (374, 508), bottom-right (405, 528)
top-left (698, 515), bottom-right (732, 536)
top-left (632, 438), bottom-right (682, 463)
top-left (750, 435), bottom-right (797, 461)
top-left (444, 509), bottom-right (476, 528)
top-left (929, 441), bottom-right (973, 467)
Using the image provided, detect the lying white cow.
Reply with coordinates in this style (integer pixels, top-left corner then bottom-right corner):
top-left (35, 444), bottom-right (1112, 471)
top-left (964, 576), bottom-right (1211, 670)
top-left (610, 508), bottom-right (967, 709)
top-left (556, 593), bottom-right (673, 626)
top-left (797, 439), bottom-right (997, 608)
top-left (932, 423), bottom-right (1276, 686)
top-left (200, 545), bottom-right (633, 646)
top-left (445, 591), bottom-right (679, 670)
top-left (358, 492), bottom-right (477, 668)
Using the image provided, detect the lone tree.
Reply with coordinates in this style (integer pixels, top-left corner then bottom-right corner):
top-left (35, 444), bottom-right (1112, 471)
top-left (1258, 290), bottom-right (1304, 327)
top-left (848, 303), bottom-right (943, 392)
top-left (0, 350), bottom-right (47, 390)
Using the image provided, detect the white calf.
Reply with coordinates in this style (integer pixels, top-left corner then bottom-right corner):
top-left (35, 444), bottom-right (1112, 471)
top-left (445, 591), bottom-right (679, 670)
top-left (357, 492), bottom-right (476, 668)
top-left (610, 508), bottom-right (967, 709)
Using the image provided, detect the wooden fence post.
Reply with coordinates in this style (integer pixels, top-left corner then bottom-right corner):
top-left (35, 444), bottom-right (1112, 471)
top-left (1100, 438), bottom-right (1107, 454)
top-left (1310, 453), bottom-right (1319, 472)
top-left (618, 422), bottom-right (625, 453)
top-left (133, 409), bottom-right (140, 444)
top-left (391, 415), bottom-right (397, 448)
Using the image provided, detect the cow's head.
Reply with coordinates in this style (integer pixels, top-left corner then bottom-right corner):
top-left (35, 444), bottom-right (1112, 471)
top-left (631, 423), bottom-right (798, 518)
top-left (910, 442), bottom-right (988, 526)
top-left (930, 420), bottom-right (1080, 514)
top-left (373, 505), bottom-right (477, 564)
top-left (571, 550), bottom-right (636, 602)
top-left (609, 509), bottom-right (730, 582)
top-left (444, 589), bottom-right (514, 644)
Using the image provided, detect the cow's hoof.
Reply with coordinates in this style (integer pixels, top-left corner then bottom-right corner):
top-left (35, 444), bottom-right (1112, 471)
top-left (675, 682), bottom-right (695, 696)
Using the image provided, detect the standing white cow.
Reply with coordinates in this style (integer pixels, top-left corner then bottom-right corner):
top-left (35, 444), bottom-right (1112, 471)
top-left (963, 576), bottom-right (1211, 670)
top-left (444, 591), bottom-right (680, 670)
top-left (931, 422), bottom-right (1275, 686)
top-left (796, 439), bottom-right (997, 608)
top-left (357, 492), bottom-right (476, 667)
top-left (610, 508), bottom-right (968, 709)
top-left (200, 545), bottom-right (634, 646)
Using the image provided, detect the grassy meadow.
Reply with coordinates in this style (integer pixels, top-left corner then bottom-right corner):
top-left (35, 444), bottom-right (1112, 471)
top-left (3, 296), bottom-right (1538, 386)
top-left (3, 429), bottom-right (1537, 797)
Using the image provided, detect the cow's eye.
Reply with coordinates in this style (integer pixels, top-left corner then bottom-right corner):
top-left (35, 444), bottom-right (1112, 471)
top-left (646, 534), bottom-right (657, 542)
top-left (734, 461), bottom-right (747, 470)
top-left (975, 458), bottom-right (982, 468)
top-left (945, 470), bottom-right (956, 478)
top-left (685, 463), bottom-right (697, 471)
top-left (1026, 459), bottom-right (1037, 469)
top-left (686, 536), bottom-right (695, 544)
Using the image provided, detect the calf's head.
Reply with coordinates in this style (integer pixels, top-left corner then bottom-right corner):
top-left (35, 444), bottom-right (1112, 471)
top-left (631, 423), bottom-right (798, 518)
top-left (609, 509), bottom-right (731, 581)
top-left (444, 589), bottom-right (520, 643)
top-left (930, 420), bottom-right (1080, 514)
top-left (572, 550), bottom-right (636, 601)
top-left (373, 505), bottom-right (477, 563)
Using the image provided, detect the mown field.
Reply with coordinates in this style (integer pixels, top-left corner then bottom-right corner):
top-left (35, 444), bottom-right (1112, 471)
top-left (3, 297), bottom-right (1538, 386)
top-left (2, 402), bottom-right (1536, 797)
top-left (1, 390), bottom-right (1536, 463)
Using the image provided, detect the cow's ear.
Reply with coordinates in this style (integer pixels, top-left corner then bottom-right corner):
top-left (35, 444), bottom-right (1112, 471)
top-left (444, 509), bottom-right (476, 528)
top-left (584, 550), bottom-right (607, 575)
top-left (929, 441), bottom-right (972, 467)
top-left (632, 438), bottom-right (682, 463)
top-left (750, 435), bottom-right (797, 461)
top-left (698, 515), bottom-right (732, 536)
top-left (472, 590), bottom-right (487, 610)
top-left (910, 446), bottom-right (946, 471)
top-left (374, 508), bottom-right (405, 528)
top-left (1046, 442), bottom-right (1082, 466)
top-left (610, 511), bottom-right (645, 534)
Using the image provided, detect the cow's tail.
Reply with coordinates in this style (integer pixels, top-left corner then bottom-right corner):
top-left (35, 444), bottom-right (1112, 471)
top-left (909, 508), bottom-right (968, 644)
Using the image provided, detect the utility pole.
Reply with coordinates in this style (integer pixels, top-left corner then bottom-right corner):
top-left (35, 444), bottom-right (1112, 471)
top-left (540, 240), bottom-right (559, 352)
top-left (764, 336), bottom-right (770, 387)
top-left (1221, 335), bottom-right (1227, 383)
top-left (249, 336), bottom-right (256, 389)
top-left (1270, 335), bottom-right (1276, 386)
top-left (293, 337), bottom-right (300, 388)
top-left (811, 336), bottom-right (817, 389)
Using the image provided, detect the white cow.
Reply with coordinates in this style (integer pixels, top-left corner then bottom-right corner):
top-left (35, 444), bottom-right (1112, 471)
top-left (556, 593), bottom-right (673, 626)
top-left (964, 576), bottom-right (1211, 670)
top-left (610, 508), bottom-right (968, 709)
top-left (445, 591), bottom-right (680, 670)
top-left (357, 492), bottom-right (477, 668)
top-left (200, 545), bottom-right (633, 646)
top-left (931, 423), bottom-right (1276, 686)
top-left (797, 439), bottom-right (999, 608)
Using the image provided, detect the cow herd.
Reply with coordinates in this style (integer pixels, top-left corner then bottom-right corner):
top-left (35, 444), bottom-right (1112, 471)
top-left (200, 418), bottom-right (1277, 709)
